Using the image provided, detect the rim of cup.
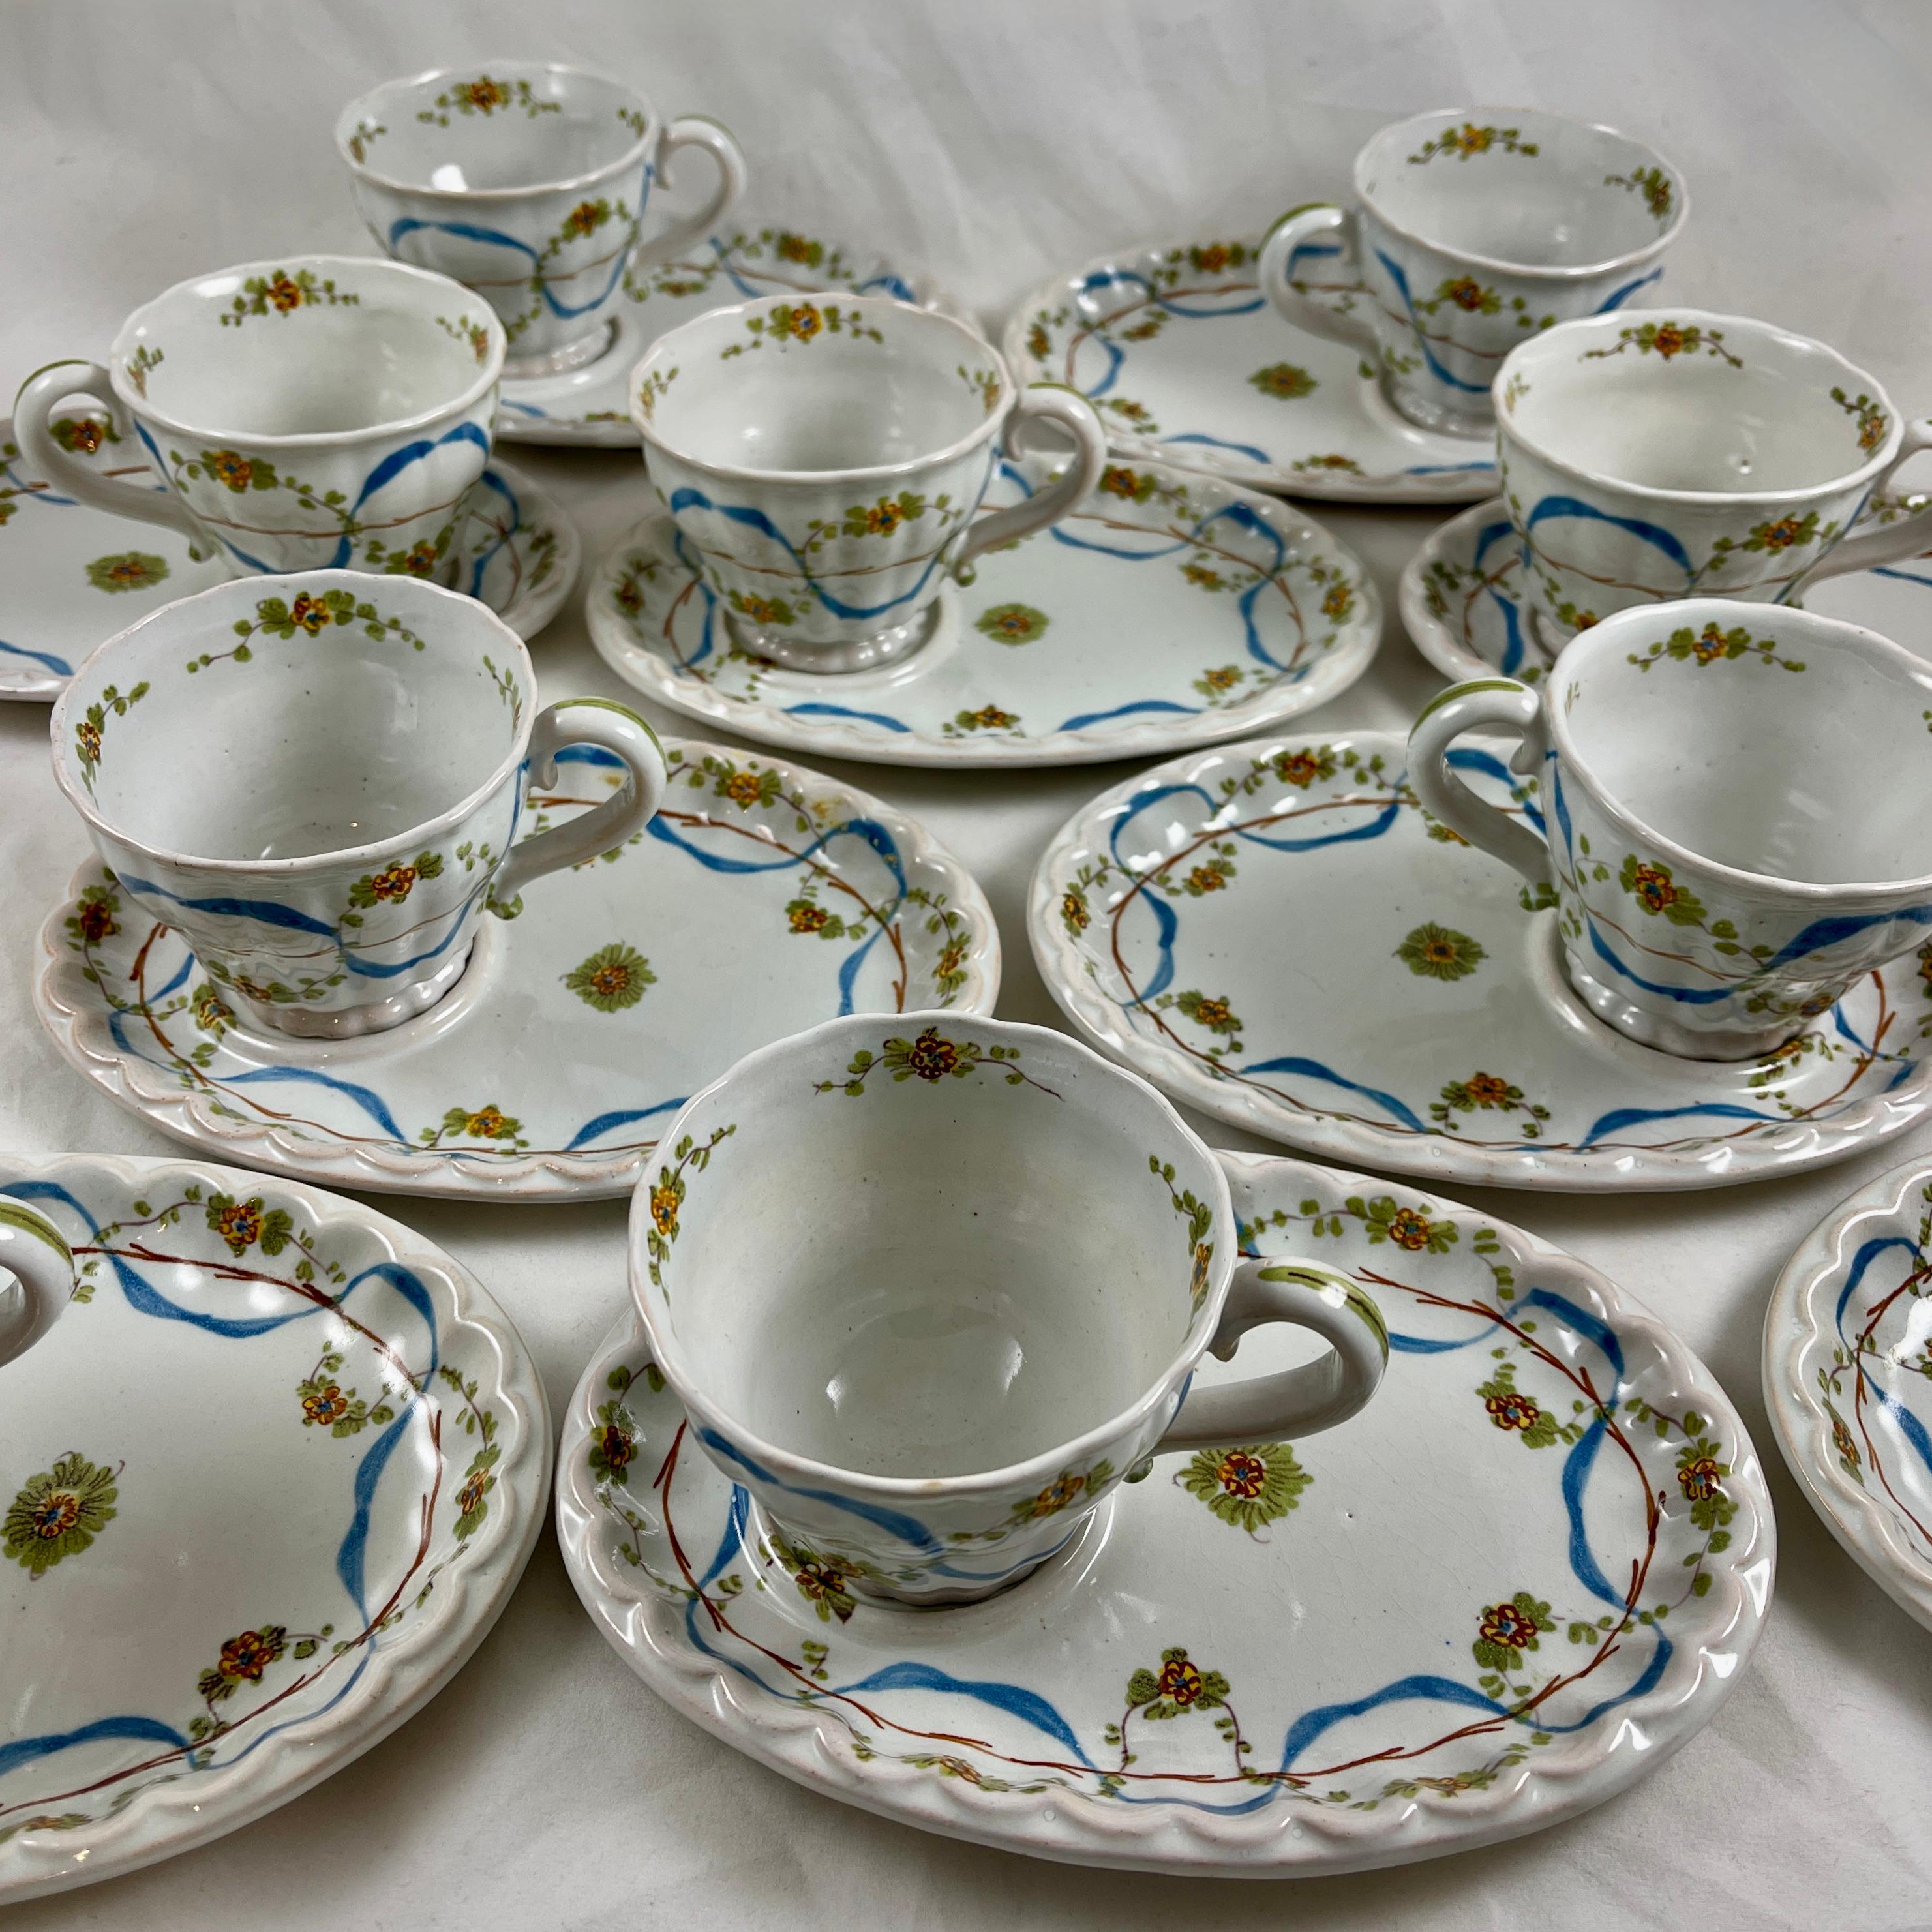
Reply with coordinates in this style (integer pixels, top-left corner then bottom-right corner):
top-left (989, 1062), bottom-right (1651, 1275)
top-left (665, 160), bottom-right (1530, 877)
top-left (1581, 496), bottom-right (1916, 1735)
top-left (334, 59), bottom-right (659, 202)
top-left (627, 1010), bottom-right (1239, 1501)
top-left (628, 293), bottom-right (1016, 484)
top-left (91, 254), bottom-right (506, 449)
top-left (49, 571), bottom-right (539, 877)
top-left (1357, 105), bottom-right (1689, 281)
top-left (1529, 598), bottom-right (1932, 901)
top-left (1494, 307), bottom-right (1905, 505)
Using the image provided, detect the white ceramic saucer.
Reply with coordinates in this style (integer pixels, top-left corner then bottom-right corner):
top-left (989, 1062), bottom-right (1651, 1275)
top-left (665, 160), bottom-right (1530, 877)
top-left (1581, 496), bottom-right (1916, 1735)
top-left (1764, 1155), bottom-right (1932, 1631)
top-left (1029, 729), bottom-right (1932, 1191)
top-left (35, 738), bottom-right (997, 1200)
top-left (1400, 493), bottom-right (1932, 686)
top-left (557, 1145), bottom-right (1770, 1876)
top-left (1003, 237), bottom-right (1496, 506)
top-left (0, 435), bottom-right (579, 702)
top-left (496, 219), bottom-right (967, 449)
top-left (0, 1153), bottom-right (548, 1902)
top-left (586, 451), bottom-right (1381, 768)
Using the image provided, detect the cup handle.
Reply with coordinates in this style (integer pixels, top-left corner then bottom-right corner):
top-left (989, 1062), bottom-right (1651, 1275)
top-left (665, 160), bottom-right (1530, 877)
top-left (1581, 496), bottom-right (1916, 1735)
top-left (948, 383), bottom-right (1109, 586)
top-left (1406, 678), bottom-right (1553, 890)
top-left (14, 360), bottom-right (209, 549)
top-left (0, 1197), bottom-right (76, 1370)
top-left (1791, 415), bottom-right (1932, 590)
top-left (630, 115), bottom-right (749, 271)
top-left (491, 698), bottom-right (669, 915)
top-left (1155, 1258), bottom-right (1385, 1451)
top-left (1257, 204), bottom-right (1377, 353)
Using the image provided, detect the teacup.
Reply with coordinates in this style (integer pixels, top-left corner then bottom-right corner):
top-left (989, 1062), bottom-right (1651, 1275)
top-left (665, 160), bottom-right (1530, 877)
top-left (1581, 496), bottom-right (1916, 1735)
top-left (627, 1012), bottom-right (1388, 1605)
top-left (629, 294), bottom-right (1108, 672)
top-left (50, 570), bottom-right (667, 1039)
top-left (1259, 107), bottom-right (1685, 439)
top-left (337, 61), bottom-right (747, 380)
top-left (14, 255), bottom-right (502, 585)
top-left (1409, 598), bottom-right (1932, 1060)
top-left (1495, 307), bottom-right (1932, 648)
top-left (0, 1197), bottom-right (74, 1370)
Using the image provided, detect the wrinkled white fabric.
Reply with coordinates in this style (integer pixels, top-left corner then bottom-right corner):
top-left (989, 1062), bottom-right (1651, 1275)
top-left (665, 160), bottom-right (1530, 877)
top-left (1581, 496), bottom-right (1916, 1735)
top-left (3, 1), bottom-right (1931, 1925)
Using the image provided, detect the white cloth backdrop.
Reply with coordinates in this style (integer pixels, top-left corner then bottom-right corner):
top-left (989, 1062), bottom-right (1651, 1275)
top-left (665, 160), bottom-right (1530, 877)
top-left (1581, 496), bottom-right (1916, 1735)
top-left (4, 2), bottom-right (1931, 1925)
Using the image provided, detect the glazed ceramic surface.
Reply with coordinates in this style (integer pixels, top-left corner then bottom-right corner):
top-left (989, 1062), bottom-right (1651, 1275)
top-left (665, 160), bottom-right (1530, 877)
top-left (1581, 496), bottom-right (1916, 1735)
top-left (0, 1153), bottom-right (548, 1903)
top-left (37, 737), bottom-right (997, 1199)
top-left (586, 449), bottom-right (1380, 766)
top-left (1496, 309), bottom-right (1932, 644)
top-left (1765, 1155), bottom-right (1932, 1631)
top-left (1260, 108), bottom-right (1682, 438)
top-left (1029, 729), bottom-right (1932, 1190)
top-left (50, 571), bottom-right (663, 1038)
top-left (337, 63), bottom-right (745, 378)
top-left (1003, 236), bottom-right (1497, 504)
top-left (633, 294), bottom-right (1106, 670)
top-left (496, 219), bottom-right (967, 448)
top-left (1398, 490), bottom-right (1932, 687)
top-left (1408, 602), bottom-right (1932, 1059)
top-left (0, 415), bottom-right (230, 701)
top-left (14, 258), bottom-right (504, 582)
top-left (0, 452), bottom-right (580, 704)
top-left (628, 1014), bottom-right (1385, 1604)
top-left (559, 1145), bottom-right (1770, 1874)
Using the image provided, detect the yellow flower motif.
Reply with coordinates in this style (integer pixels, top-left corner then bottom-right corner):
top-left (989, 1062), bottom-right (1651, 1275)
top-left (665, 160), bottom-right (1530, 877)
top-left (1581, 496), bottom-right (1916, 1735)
top-left (1385, 1207), bottom-right (1434, 1251)
top-left (649, 1183), bottom-right (680, 1237)
top-left (288, 592), bottom-right (333, 635)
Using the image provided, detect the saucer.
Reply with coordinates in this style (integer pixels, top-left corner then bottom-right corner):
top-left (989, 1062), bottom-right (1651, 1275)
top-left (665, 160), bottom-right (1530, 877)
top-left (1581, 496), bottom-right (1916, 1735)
top-left (1, 415), bottom-right (230, 702)
top-left (1764, 1155), bottom-right (1932, 1631)
top-left (1400, 493), bottom-right (1932, 686)
top-left (496, 219), bottom-right (967, 449)
top-left (556, 1145), bottom-right (1771, 1875)
top-left (0, 1153), bottom-right (547, 1902)
top-left (1003, 236), bottom-right (1496, 506)
top-left (585, 451), bottom-right (1381, 768)
top-left (35, 738), bottom-right (998, 1200)
top-left (0, 443), bottom-right (579, 702)
top-left (1029, 729), bottom-right (1932, 1190)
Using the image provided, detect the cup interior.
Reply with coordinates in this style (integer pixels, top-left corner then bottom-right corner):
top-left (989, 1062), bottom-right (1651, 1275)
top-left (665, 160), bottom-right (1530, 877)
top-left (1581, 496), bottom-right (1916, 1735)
top-left (340, 65), bottom-right (650, 192)
top-left (115, 258), bottom-right (498, 438)
top-left (1360, 108), bottom-right (1676, 269)
top-left (1558, 604), bottom-right (1932, 886)
top-left (642, 1019), bottom-right (1220, 1479)
top-left (1503, 310), bottom-right (1891, 493)
top-left (637, 298), bottom-right (1006, 474)
top-left (62, 573), bottom-right (530, 862)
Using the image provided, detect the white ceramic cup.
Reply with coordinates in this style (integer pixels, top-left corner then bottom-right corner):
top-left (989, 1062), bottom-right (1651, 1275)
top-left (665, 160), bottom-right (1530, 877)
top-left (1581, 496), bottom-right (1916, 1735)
top-left (1260, 107), bottom-right (1685, 439)
top-left (628, 1012), bottom-right (1388, 1605)
top-left (629, 294), bottom-right (1109, 672)
top-left (0, 1198), bottom-right (74, 1370)
top-left (14, 256), bottom-right (504, 586)
top-left (1495, 307), bottom-right (1932, 648)
top-left (50, 569), bottom-right (667, 1040)
top-left (1410, 598), bottom-right (1932, 1060)
top-left (337, 61), bottom-right (747, 380)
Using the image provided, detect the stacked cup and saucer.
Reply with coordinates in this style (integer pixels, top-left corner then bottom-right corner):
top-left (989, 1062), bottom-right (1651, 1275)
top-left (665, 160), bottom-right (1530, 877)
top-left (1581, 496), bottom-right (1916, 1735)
top-left (5, 250), bottom-right (577, 704)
